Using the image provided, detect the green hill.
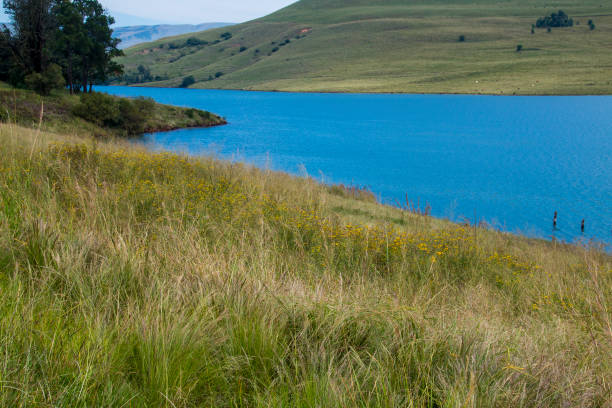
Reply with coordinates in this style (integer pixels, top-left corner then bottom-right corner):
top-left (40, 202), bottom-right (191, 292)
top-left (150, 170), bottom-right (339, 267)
top-left (117, 0), bottom-right (612, 94)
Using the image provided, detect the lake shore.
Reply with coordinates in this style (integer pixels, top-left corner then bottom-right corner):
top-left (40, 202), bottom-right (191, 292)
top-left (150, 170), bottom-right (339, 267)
top-left (0, 84), bottom-right (226, 138)
top-left (133, 82), bottom-right (612, 97)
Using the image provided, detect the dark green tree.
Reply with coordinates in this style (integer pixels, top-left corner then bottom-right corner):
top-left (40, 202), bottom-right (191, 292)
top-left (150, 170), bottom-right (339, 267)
top-left (536, 10), bottom-right (574, 28)
top-left (74, 0), bottom-right (122, 92)
top-left (180, 75), bottom-right (195, 88)
top-left (53, 0), bottom-right (85, 93)
top-left (1, 0), bottom-right (56, 79)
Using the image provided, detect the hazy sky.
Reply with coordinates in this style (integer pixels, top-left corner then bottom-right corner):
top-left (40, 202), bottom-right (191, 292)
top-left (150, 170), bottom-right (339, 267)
top-left (1, 1), bottom-right (298, 25)
top-left (100, 0), bottom-right (297, 25)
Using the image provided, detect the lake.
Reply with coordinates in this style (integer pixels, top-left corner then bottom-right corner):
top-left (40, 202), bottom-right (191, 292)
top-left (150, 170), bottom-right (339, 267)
top-left (97, 86), bottom-right (612, 247)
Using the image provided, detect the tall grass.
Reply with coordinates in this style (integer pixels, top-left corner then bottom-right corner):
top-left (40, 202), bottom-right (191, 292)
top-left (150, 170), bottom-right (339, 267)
top-left (0, 123), bottom-right (610, 407)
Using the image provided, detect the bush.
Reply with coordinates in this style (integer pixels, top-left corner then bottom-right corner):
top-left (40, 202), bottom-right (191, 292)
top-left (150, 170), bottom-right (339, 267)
top-left (214, 72), bottom-right (224, 78)
top-left (239, 46), bottom-right (247, 52)
top-left (220, 32), bottom-right (232, 40)
top-left (536, 10), bottom-right (573, 28)
top-left (73, 92), bottom-right (120, 127)
top-left (589, 21), bottom-right (596, 30)
top-left (118, 97), bottom-right (154, 135)
top-left (185, 37), bottom-right (206, 47)
top-left (24, 64), bottom-right (65, 96)
top-left (458, 35), bottom-right (465, 42)
top-left (516, 44), bottom-right (523, 52)
top-left (180, 76), bottom-right (196, 88)
top-left (73, 93), bottom-right (154, 135)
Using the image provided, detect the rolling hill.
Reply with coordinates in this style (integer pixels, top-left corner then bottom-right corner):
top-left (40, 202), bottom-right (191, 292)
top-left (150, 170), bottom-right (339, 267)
top-left (114, 23), bottom-right (233, 49)
top-left (116, 0), bottom-right (612, 94)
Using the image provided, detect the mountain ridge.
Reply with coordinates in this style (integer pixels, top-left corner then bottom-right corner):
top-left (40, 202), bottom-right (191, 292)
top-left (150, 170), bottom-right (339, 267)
top-left (114, 22), bottom-right (234, 49)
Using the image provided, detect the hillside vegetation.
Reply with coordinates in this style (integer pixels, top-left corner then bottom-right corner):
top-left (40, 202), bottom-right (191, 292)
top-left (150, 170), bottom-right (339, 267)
top-left (0, 85), bottom-right (225, 137)
top-left (117, 0), bottom-right (612, 94)
top-left (0, 122), bottom-right (610, 406)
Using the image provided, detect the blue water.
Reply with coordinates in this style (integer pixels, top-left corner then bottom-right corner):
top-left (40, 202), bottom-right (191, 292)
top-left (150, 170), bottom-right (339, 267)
top-left (97, 86), bottom-right (612, 247)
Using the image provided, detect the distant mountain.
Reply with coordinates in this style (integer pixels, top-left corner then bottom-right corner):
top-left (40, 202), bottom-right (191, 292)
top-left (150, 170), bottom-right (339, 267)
top-left (117, 0), bottom-right (612, 94)
top-left (114, 23), bottom-right (233, 49)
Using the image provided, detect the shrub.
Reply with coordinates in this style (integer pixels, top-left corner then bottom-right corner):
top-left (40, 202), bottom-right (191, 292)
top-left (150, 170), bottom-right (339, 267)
top-left (589, 21), bottom-right (596, 30)
top-left (458, 35), bottom-right (465, 42)
top-left (214, 72), bottom-right (224, 78)
top-left (73, 93), bottom-right (155, 135)
top-left (118, 98), bottom-right (148, 135)
top-left (239, 46), bottom-right (247, 52)
top-left (24, 64), bottom-right (65, 96)
top-left (536, 10), bottom-right (573, 28)
top-left (185, 37), bottom-right (205, 47)
top-left (73, 92), bottom-right (120, 127)
top-left (547, 27), bottom-right (552, 33)
top-left (220, 32), bottom-right (232, 40)
top-left (271, 47), bottom-right (279, 53)
top-left (180, 76), bottom-right (196, 88)
top-left (516, 44), bottom-right (523, 52)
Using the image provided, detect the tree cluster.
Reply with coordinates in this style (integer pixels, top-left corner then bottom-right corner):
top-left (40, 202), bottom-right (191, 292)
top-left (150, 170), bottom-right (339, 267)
top-left (536, 10), bottom-right (574, 28)
top-left (0, 0), bottom-right (122, 95)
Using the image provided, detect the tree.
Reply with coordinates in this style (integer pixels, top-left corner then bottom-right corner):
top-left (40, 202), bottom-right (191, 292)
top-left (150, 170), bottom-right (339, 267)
top-left (53, 0), bottom-right (85, 93)
top-left (1, 0), bottom-right (123, 93)
top-left (24, 62), bottom-right (64, 95)
top-left (75, 0), bottom-right (122, 92)
top-left (52, 0), bottom-right (122, 93)
top-left (2, 0), bottom-right (56, 78)
top-left (180, 75), bottom-right (195, 88)
top-left (536, 10), bottom-right (574, 28)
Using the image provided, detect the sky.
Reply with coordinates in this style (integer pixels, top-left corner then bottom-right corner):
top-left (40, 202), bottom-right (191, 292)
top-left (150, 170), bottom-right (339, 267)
top-left (1, 1), bottom-right (298, 26)
top-left (100, 0), bottom-right (297, 25)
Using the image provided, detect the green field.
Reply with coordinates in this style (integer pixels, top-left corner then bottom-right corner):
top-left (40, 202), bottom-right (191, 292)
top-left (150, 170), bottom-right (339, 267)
top-left (0, 119), bottom-right (610, 406)
top-left (117, 0), bottom-right (612, 94)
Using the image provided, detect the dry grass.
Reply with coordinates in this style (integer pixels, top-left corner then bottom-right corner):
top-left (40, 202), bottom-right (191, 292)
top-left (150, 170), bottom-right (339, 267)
top-left (0, 123), bottom-right (610, 406)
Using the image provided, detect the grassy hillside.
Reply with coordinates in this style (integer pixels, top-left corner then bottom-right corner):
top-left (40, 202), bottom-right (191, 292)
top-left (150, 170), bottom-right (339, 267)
top-left (117, 0), bottom-right (612, 94)
top-left (0, 85), bottom-right (225, 137)
top-left (0, 122), bottom-right (610, 406)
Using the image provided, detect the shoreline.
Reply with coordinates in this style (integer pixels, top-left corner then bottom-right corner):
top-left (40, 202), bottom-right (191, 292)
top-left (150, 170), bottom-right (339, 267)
top-left (126, 83), bottom-right (612, 97)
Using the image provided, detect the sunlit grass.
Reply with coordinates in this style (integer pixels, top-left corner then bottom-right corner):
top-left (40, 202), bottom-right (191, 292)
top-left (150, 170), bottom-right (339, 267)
top-left (0, 123), bottom-right (610, 406)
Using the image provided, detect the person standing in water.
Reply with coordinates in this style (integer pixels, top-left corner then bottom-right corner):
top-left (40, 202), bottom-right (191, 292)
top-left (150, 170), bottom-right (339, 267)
top-left (581, 219), bottom-right (585, 233)
top-left (553, 211), bottom-right (558, 229)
